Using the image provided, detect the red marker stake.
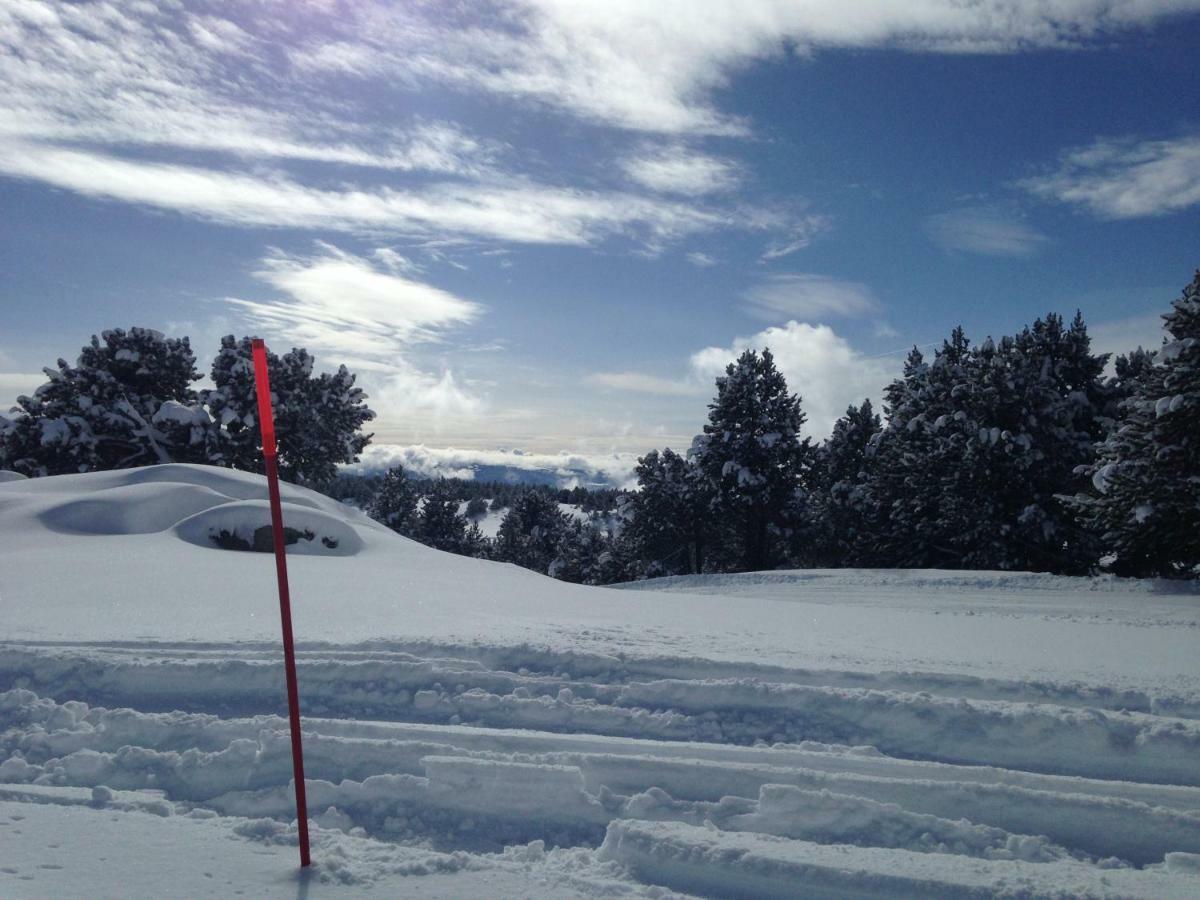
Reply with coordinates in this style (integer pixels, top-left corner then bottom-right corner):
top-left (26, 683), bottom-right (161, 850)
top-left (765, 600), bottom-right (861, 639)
top-left (251, 338), bottom-right (311, 868)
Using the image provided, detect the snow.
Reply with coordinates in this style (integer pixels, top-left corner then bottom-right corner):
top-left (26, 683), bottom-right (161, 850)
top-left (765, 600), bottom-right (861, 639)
top-left (2, 464), bottom-right (1199, 896)
top-left (598, 820), bottom-right (1196, 899)
top-left (458, 500), bottom-right (505, 538)
top-left (149, 399), bottom-right (209, 427)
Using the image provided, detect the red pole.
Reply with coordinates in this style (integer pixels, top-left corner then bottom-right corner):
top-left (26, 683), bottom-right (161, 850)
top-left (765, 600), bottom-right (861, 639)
top-left (251, 338), bottom-right (311, 868)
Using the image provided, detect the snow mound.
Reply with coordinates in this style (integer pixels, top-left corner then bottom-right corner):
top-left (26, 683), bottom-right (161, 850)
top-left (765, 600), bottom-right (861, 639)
top-left (175, 499), bottom-right (364, 556)
top-left (39, 482), bottom-right (234, 535)
top-left (0, 470), bottom-right (27, 483)
top-left (120, 463), bottom-right (326, 511)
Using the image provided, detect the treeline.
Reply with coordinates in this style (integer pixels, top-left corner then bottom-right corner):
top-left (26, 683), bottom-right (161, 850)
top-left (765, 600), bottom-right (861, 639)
top-left (359, 468), bottom-right (628, 583)
top-left (326, 473), bottom-right (620, 515)
top-left (362, 271), bottom-right (1199, 582)
top-left (636, 273), bottom-right (1198, 579)
top-left (4, 271), bottom-right (1196, 581)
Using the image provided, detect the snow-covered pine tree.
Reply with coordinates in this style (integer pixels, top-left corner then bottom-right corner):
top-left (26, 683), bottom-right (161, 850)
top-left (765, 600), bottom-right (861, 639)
top-left (691, 348), bottom-right (813, 572)
top-left (549, 520), bottom-right (610, 584)
top-left (1103, 347), bottom-right (1156, 426)
top-left (627, 447), bottom-right (712, 576)
top-left (1068, 272), bottom-right (1200, 577)
top-left (415, 481), bottom-right (471, 553)
top-left (203, 336), bottom-right (374, 486)
top-left (0, 328), bottom-right (207, 476)
top-left (495, 490), bottom-right (571, 574)
top-left (595, 522), bottom-right (643, 584)
top-left (1000, 311), bottom-right (1110, 570)
top-left (812, 398), bottom-right (880, 566)
top-left (853, 333), bottom-right (970, 567)
top-left (369, 466), bottom-right (419, 536)
top-left (857, 315), bottom-right (1109, 572)
top-left (461, 520), bottom-right (490, 559)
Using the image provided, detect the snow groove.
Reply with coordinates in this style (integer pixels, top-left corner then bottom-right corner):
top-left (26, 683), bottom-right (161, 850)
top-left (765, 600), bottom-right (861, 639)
top-left (4, 642), bottom-right (1199, 785)
top-left (5, 633), bottom-right (1200, 891)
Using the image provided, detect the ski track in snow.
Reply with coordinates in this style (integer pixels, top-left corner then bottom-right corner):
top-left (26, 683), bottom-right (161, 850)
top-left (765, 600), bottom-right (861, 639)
top-left (4, 639), bottom-right (1200, 896)
top-left (2, 465), bottom-right (1200, 896)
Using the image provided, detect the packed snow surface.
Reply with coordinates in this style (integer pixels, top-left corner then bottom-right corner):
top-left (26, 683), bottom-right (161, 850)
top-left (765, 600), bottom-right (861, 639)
top-left (2, 465), bottom-right (1199, 897)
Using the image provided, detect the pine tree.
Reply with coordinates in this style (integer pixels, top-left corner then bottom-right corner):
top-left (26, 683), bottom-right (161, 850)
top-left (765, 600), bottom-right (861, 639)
top-left (203, 336), bottom-right (374, 486)
top-left (461, 521), bottom-right (491, 559)
top-left (550, 520), bottom-right (611, 584)
top-left (465, 496), bottom-right (489, 520)
top-left (690, 348), bottom-right (813, 571)
top-left (495, 490), bottom-right (570, 573)
top-left (812, 399), bottom-right (880, 566)
top-left (369, 466), bottom-right (419, 536)
top-left (415, 481), bottom-right (471, 553)
top-left (595, 524), bottom-right (644, 584)
top-left (0, 328), bottom-right (206, 476)
top-left (1106, 347), bottom-right (1156, 424)
top-left (627, 448), bottom-right (711, 576)
top-left (856, 315), bottom-right (1110, 572)
top-left (1068, 272), bottom-right (1200, 577)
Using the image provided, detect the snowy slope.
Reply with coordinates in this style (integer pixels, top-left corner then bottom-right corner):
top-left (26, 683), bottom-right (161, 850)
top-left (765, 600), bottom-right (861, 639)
top-left (2, 465), bottom-right (1200, 897)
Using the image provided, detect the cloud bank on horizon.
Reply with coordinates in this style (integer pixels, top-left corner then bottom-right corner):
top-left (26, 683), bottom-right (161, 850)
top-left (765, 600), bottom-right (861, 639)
top-left (1, 0), bottom-right (1197, 452)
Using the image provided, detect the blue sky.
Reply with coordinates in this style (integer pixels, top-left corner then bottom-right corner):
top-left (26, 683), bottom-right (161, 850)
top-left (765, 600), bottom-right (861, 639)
top-left (2, 1), bottom-right (1198, 464)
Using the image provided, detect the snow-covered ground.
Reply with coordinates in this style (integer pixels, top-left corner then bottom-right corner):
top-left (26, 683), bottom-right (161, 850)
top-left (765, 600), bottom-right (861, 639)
top-left (2, 465), bottom-right (1199, 897)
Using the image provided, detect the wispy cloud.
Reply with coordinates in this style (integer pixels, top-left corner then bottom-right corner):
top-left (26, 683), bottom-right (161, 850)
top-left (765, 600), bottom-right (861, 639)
top-left (235, 243), bottom-right (482, 351)
top-left (622, 146), bottom-right (739, 194)
top-left (0, 2), bottom-right (805, 256)
top-left (925, 205), bottom-right (1049, 256)
top-left (586, 371), bottom-right (706, 396)
top-left (0, 1), bottom-right (497, 175)
top-left (690, 321), bottom-right (894, 436)
top-left (288, 2), bottom-right (1200, 136)
top-left (226, 244), bottom-right (485, 415)
top-left (1022, 135), bottom-right (1200, 218)
top-left (686, 251), bottom-right (718, 268)
top-left (759, 215), bottom-right (832, 260)
top-left (0, 140), bottom-right (728, 246)
top-left (742, 274), bottom-right (881, 322)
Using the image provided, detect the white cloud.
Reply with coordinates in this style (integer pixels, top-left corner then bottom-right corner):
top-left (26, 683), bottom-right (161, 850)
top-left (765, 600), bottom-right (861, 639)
top-left (686, 251), bottom-right (718, 267)
top-left (586, 372), bottom-right (706, 396)
top-left (0, 2), bottom-right (780, 255)
top-left (924, 205), bottom-right (1049, 256)
top-left (226, 244), bottom-right (484, 416)
top-left (368, 368), bottom-right (486, 419)
top-left (690, 321), bottom-right (893, 437)
top-left (622, 146), bottom-right (739, 194)
top-left (759, 215), bottom-right (833, 260)
top-left (289, 2), bottom-right (1200, 135)
top-left (742, 274), bottom-right (881, 322)
top-left (345, 443), bottom-right (640, 488)
top-left (244, 243), bottom-right (481, 346)
top-left (1022, 135), bottom-right (1200, 218)
top-left (4, 0), bottom-right (1196, 265)
top-left (372, 247), bottom-right (423, 276)
top-left (0, 139), bottom-right (725, 246)
top-left (0, 2), bottom-right (497, 174)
